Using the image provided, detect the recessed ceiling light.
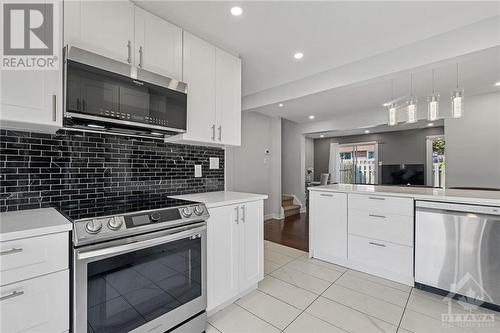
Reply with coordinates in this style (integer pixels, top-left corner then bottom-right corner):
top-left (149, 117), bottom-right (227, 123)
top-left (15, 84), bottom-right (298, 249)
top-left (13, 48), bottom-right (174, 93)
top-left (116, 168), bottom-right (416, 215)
top-left (495, 81), bottom-right (500, 87)
top-left (294, 52), bottom-right (304, 60)
top-left (364, 130), bottom-right (370, 134)
top-left (278, 103), bottom-right (284, 108)
top-left (230, 6), bottom-right (243, 16)
top-left (428, 123), bottom-right (434, 127)
top-left (320, 134), bottom-right (325, 138)
top-left (308, 115), bottom-right (315, 120)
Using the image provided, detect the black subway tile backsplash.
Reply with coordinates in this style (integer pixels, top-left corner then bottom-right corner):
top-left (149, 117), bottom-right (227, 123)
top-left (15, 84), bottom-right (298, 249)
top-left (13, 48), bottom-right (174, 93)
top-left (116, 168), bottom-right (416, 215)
top-left (0, 129), bottom-right (224, 219)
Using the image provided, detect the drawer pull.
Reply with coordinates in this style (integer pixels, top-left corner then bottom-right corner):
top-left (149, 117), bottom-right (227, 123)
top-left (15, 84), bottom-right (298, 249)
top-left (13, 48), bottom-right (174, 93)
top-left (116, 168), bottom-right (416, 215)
top-left (0, 290), bottom-right (24, 302)
top-left (0, 247), bottom-right (23, 256)
top-left (369, 241), bottom-right (386, 247)
top-left (320, 194), bottom-right (333, 197)
top-left (368, 196), bottom-right (386, 200)
top-left (369, 214), bottom-right (386, 219)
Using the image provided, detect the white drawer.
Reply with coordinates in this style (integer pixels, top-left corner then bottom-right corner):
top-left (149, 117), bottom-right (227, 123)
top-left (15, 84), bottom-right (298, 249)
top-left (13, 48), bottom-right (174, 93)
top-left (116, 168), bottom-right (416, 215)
top-left (348, 234), bottom-right (413, 278)
top-left (0, 269), bottom-right (69, 333)
top-left (0, 232), bottom-right (68, 286)
top-left (348, 210), bottom-right (413, 246)
top-left (348, 193), bottom-right (413, 216)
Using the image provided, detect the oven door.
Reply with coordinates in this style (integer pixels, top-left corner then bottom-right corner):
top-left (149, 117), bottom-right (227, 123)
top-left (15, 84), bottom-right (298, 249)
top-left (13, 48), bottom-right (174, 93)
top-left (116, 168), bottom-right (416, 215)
top-left (73, 223), bottom-right (206, 333)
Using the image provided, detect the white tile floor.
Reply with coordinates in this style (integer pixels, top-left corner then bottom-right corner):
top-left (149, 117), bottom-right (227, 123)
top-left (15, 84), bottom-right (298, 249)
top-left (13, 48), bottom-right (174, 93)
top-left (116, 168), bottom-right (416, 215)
top-left (207, 241), bottom-right (499, 333)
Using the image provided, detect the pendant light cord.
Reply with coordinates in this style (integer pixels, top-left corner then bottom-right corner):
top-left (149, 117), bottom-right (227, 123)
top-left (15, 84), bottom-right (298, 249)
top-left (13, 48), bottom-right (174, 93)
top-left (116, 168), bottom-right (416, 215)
top-left (432, 69), bottom-right (435, 94)
top-left (456, 63), bottom-right (459, 89)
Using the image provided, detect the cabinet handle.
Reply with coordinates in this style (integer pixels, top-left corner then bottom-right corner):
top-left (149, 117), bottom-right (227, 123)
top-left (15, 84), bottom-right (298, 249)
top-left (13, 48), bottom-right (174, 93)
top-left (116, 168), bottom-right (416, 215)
top-left (218, 125), bottom-right (222, 141)
top-left (52, 95), bottom-right (57, 121)
top-left (369, 241), bottom-right (386, 247)
top-left (139, 46), bottom-right (143, 68)
top-left (368, 196), bottom-right (386, 201)
top-left (0, 247), bottom-right (23, 256)
top-left (211, 125), bottom-right (215, 141)
top-left (241, 205), bottom-right (246, 223)
top-left (0, 290), bottom-right (24, 302)
top-left (369, 214), bottom-right (386, 219)
top-left (235, 206), bottom-right (239, 224)
top-left (127, 40), bottom-right (132, 64)
top-left (320, 193), bottom-right (333, 197)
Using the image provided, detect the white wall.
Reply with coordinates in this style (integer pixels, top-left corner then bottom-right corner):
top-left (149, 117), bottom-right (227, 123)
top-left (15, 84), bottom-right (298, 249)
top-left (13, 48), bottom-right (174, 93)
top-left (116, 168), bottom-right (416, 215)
top-left (445, 91), bottom-right (500, 189)
top-left (281, 118), bottom-right (306, 206)
top-left (226, 112), bottom-right (282, 219)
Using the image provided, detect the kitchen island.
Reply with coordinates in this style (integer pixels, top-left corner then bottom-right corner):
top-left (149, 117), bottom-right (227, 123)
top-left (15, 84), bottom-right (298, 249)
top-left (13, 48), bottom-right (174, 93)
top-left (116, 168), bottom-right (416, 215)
top-left (308, 184), bottom-right (500, 286)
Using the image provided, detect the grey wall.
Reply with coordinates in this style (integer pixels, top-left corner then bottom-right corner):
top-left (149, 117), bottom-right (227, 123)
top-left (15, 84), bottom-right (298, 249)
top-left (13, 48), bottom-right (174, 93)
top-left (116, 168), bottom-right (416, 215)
top-left (226, 112), bottom-right (282, 218)
top-left (282, 118), bottom-right (306, 205)
top-left (445, 91), bottom-right (500, 189)
top-left (313, 127), bottom-right (445, 182)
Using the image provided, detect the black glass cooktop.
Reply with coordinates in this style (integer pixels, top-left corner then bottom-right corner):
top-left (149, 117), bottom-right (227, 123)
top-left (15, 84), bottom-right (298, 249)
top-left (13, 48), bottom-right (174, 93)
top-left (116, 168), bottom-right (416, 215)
top-left (59, 195), bottom-right (199, 221)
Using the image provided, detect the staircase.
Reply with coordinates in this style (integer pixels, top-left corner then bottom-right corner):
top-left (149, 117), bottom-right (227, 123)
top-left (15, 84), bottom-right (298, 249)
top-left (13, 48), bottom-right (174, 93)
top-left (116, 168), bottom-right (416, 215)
top-left (282, 195), bottom-right (301, 218)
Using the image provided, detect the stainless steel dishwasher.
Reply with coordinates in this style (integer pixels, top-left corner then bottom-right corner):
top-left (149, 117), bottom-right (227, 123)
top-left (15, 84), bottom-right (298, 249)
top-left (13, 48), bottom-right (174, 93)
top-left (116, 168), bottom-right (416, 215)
top-left (415, 201), bottom-right (500, 308)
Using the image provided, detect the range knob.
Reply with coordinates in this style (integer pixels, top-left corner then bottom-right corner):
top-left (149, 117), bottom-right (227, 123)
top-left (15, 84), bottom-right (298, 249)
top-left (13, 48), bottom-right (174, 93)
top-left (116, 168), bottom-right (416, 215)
top-left (107, 217), bottom-right (123, 230)
top-left (194, 205), bottom-right (204, 216)
top-left (181, 207), bottom-right (193, 217)
top-left (85, 220), bottom-right (103, 234)
top-left (150, 212), bottom-right (161, 222)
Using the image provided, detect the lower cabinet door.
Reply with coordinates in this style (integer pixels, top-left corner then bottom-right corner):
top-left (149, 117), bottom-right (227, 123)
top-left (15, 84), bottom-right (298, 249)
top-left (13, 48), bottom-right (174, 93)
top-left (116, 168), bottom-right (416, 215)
top-left (310, 192), bottom-right (348, 263)
top-left (238, 201), bottom-right (264, 290)
top-left (206, 204), bottom-right (240, 311)
top-left (0, 269), bottom-right (69, 333)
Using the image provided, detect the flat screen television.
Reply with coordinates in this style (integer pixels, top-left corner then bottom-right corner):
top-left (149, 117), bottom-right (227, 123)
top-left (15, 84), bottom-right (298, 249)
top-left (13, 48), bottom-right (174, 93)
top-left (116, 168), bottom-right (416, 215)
top-left (381, 164), bottom-right (425, 186)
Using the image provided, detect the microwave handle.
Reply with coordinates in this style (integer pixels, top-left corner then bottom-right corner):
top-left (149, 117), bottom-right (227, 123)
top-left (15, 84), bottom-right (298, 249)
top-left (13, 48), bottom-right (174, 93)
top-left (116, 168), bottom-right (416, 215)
top-left (77, 224), bottom-right (206, 261)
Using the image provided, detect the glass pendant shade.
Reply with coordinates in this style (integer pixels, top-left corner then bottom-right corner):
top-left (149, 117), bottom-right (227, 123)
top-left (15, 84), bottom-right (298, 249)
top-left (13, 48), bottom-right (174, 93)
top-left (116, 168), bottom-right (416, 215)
top-left (406, 99), bottom-right (418, 124)
top-left (388, 105), bottom-right (397, 126)
top-left (427, 94), bottom-right (439, 121)
top-left (451, 90), bottom-right (464, 118)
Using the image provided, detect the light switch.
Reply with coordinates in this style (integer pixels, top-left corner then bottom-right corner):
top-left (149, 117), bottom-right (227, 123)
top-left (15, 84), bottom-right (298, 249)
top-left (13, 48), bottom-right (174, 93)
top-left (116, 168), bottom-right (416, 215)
top-left (209, 157), bottom-right (219, 169)
top-left (194, 165), bottom-right (202, 177)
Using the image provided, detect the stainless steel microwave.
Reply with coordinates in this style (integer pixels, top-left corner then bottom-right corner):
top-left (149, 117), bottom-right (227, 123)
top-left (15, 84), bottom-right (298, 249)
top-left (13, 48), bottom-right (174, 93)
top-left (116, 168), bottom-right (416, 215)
top-left (63, 45), bottom-right (187, 138)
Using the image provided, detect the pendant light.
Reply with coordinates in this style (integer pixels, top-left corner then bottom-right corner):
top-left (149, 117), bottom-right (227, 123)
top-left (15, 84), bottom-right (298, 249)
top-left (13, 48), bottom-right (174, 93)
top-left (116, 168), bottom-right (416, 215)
top-left (451, 63), bottom-right (464, 118)
top-left (427, 69), bottom-right (439, 121)
top-left (406, 73), bottom-right (418, 124)
top-left (388, 79), bottom-right (397, 126)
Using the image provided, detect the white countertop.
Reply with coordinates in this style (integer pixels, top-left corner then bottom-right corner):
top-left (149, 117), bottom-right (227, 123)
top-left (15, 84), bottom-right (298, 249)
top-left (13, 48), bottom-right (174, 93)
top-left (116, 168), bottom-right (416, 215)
top-left (0, 208), bottom-right (73, 242)
top-left (169, 191), bottom-right (268, 208)
top-left (309, 184), bottom-right (500, 206)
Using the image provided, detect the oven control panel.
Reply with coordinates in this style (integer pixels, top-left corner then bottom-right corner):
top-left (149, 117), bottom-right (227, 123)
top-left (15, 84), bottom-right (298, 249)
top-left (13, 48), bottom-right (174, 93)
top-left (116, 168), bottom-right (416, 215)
top-left (73, 204), bottom-right (209, 246)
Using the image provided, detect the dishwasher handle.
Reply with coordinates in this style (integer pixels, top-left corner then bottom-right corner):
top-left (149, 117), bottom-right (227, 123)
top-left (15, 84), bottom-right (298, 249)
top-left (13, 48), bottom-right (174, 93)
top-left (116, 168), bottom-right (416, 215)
top-left (416, 200), bottom-right (500, 217)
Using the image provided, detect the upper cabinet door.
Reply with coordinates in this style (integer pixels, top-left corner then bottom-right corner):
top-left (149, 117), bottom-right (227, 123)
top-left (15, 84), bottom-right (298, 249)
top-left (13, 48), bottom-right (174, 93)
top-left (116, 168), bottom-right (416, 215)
top-left (134, 7), bottom-right (182, 81)
top-left (1, 1), bottom-right (62, 133)
top-left (182, 32), bottom-right (216, 142)
top-left (215, 48), bottom-right (242, 146)
top-left (64, 1), bottom-right (134, 64)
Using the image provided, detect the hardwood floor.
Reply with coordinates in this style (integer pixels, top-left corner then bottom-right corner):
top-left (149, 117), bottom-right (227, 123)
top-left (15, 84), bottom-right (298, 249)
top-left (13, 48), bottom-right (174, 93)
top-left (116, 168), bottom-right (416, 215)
top-left (264, 212), bottom-right (309, 252)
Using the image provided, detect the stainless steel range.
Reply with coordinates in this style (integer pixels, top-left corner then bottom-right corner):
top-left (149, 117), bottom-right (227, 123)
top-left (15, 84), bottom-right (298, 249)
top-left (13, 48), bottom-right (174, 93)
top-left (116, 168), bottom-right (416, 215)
top-left (71, 198), bottom-right (208, 333)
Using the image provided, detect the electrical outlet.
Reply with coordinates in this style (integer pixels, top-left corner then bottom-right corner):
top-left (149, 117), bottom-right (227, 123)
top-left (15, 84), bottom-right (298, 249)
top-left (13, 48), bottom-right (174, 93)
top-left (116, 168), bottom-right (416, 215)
top-left (194, 165), bottom-right (202, 177)
top-left (209, 157), bottom-right (219, 169)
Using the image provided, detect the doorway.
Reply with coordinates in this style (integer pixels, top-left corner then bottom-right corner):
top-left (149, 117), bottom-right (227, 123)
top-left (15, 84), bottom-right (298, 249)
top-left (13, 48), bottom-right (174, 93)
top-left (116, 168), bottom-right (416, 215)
top-left (426, 135), bottom-right (446, 188)
top-left (333, 142), bottom-right (378, 184)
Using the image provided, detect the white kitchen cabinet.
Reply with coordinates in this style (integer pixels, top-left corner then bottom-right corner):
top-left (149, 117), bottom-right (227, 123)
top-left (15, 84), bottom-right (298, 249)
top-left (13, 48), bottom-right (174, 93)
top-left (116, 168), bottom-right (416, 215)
top-left (167, 32), bottom-right (242, 147)
top-left (0, 270), bottom-right (69, 333)
top-left (0, 3), bottom-right (63, 133)
top-left (64, 0), bottom-right (134, 64)
top-left (206, 200), bottom-right (264, 313)
top-left (309, 191), bottom-right (348, 265)
top-left (134, 7), bottom-right (183, 80)
top-left (207, 204), bottom-right (240, 311)
top-left (215, 48), bottom-right (242, 146)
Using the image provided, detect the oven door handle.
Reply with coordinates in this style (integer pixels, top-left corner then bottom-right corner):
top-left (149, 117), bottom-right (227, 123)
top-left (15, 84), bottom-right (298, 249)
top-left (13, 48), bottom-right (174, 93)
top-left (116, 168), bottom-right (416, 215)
top-left (77, 225), bottom-right (206, 260)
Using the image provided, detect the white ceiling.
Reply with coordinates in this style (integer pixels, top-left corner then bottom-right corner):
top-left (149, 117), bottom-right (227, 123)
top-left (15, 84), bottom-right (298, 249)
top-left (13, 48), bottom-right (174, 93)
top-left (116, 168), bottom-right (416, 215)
top-left (252, 46), bottom-right (500, 123)
top-left (136, 1), bottom-right (500, 96)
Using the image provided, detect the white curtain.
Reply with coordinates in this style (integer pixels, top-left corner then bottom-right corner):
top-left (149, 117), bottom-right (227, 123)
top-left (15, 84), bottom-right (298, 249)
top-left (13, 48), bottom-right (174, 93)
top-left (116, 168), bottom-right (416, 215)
top-left (328, 143), bottom-right (340, 183)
